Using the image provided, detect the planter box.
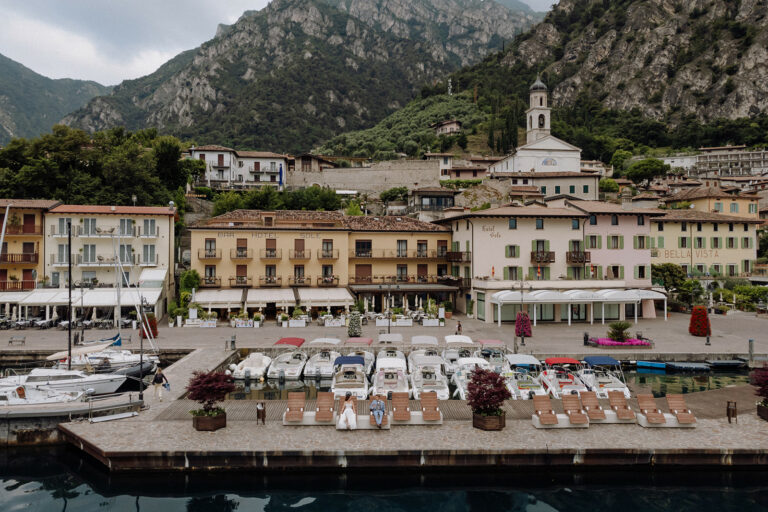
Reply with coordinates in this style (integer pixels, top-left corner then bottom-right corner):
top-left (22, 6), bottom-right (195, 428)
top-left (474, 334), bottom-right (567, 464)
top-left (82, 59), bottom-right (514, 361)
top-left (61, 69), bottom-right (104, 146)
top-left (472, 412), bottom-right (505, 431)
top-left (199, 320), bottom-right (217, 328)
top-left (234, 319), bottom-right (254, 328)
top-left (422, 319), bottom-right (440, 327)
top-left (253, 321), bottom-right (261, 329)
top-left (184, 319), bottom-right (201, 327)
top-left (758, 404), bottom-right (768, 421)
top-left (288, 319), bottom-right (306, 328)
top-left (324, 318), bottom-right (345, 327)
top-left (395, 319), bottom-right (413, 327)
top-left (444, 312), bottom-right (453, 319)
top-left (193, 412), bottom-right (227, 431)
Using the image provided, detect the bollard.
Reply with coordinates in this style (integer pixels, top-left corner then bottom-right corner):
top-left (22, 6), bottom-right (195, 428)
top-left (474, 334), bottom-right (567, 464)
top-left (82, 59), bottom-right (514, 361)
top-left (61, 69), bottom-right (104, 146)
top-left (583, 332), bottom-right (589, 346)
top-left (705, 335), bottom-right (711, 346)
top-left (230, 335), bottom-right (237, 350)
top-left (749, 338), bottom-right (754, 362)
top-left (727, 401), bottom-right (737, 424)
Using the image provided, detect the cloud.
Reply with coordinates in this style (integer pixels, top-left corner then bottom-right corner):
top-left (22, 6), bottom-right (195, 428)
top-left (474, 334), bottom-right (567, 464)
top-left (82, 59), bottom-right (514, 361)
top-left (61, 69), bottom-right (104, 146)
top-left (0, 0), bottom-right (269, 85)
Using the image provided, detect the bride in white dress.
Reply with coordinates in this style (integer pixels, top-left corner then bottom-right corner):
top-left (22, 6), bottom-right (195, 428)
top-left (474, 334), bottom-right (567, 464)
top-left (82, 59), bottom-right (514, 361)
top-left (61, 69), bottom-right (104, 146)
top-left (337, 392), bottom-right (357, 430)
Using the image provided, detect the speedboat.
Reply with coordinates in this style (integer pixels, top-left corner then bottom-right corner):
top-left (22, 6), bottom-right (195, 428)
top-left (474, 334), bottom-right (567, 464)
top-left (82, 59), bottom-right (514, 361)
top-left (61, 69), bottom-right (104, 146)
top-left (344, 349), bottom-right (375, 375)
top-left (409, 356), bottom-right (450, 400)
top-left (227, 352), bottom-right (273, 380)
top-left (443, 335), bottom-right (475, 376)
top-left (330, 356), bottom-right (369, 398)
top-left (540, 357), bottom-right (589, 398)
top-left (578, 355), bottom-right (631, 399)
top-left (0, 368), bottom-right (126, 394)
top-left (370, 357), bottom-right (409, 398)
top-left (47, 338), bottom-right (160, 373)
top-left (266, 351), bottom-right (308, 380)
top-left (376, 347), bottom-right (407, 368)
top-left (0, 385), bottom-right (83, 405)
top-left (407, 336), bottom-right (442, 373)
top-left (451, 357), bottom-right (491, 400)
top-left (504, 354), bottom-right (547, 400)
top-left (474, 340), bottom-right (510, 374)
top-left (304, 349), bottom-right (342, 379)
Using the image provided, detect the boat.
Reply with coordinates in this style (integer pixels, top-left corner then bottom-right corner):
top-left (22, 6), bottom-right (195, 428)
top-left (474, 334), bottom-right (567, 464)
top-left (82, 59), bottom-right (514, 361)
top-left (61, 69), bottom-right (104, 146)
top-left (370, 357), bottom-right (409, 398)
top-left (227, 352), bottom-right (273, 380)
top-left (637, 361), bottom-right (666, 370)
top-left (706, 359), bottom-right (747, 370)
top-left (0, 385), bottom-right (83, 406)
top-left (504, 354), bottom-right (547, 400)
top-left (376, 347), bottom-right (407, 368)
top-left (666, 362), bottom-right (711, 372)
top-left (407, 336), bottom-right (442, 373)
top-left (578, 355), bottom-right (631, 399)
top-left (343, 349), bottom-right (375, 375)
top-left (0, 368), bottom-right (126, 395)
top-left (451, 357), bottom-right (491, 400)
top-left (474, 340), bottom-right (510, 374)
top-left (539, 357), bottom-right (589, 398)
top-left (47, 337), bottom-right (159, 373)
top-left (304, 338), bottom-right (343, 379)
top-left (409, 355), bottom-right (450, 400)
top-left (330, 356), bottom-right (369, 398)
top-left (266, 338), bottom-right (307, 380)
top-left (442, 335), bottom-right (475, 376)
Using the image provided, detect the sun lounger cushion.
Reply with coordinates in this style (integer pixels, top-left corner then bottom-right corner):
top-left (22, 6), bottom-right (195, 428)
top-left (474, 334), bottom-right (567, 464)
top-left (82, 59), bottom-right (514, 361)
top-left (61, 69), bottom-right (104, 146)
top-left (533, 395), bottom-right (558, 425)
top-left (637, 394), bottom-right (666, 424)
top-left (608, 391), bottom-right (636, 420)
top-left (285, 392), bottom-right (306, 422)
top-left (580, 391), bottom-right (606, 421)
top-left (561, 395), bottom-right (589, 425)
top-left (420, 392), bottom-right (441, 422)
top-left (665, 394), bottom-right (696, 424)
top-left (315, 392), bottom-right (335, 422)
top-left (391, 392), bottom-right (411, 421)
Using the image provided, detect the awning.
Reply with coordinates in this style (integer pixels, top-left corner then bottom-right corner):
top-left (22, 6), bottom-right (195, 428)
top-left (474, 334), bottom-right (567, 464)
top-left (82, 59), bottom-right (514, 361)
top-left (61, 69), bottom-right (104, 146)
top-left (594, 289), bottom-right (642, 302)
top-left (296, 287), bottom-right (354, 307)
top-left (193, 289), bottom-right (245, 307)
top-left (80, 288), bottom-right (162, 308)
top-left (19, 289), bottom-right (61, 306)
top-left (138, 268), bottom-right (167, 288)
top-left (308, 338), bottom-right (342, 346)
top-left (545, 357), bottom-right (581, 366)
top-left (0, 291), bottom-right (30, 304)
top-left (349, 283), bottom-right (458, 292)
top-left (245, 288), bottom-right (295, 308)
top-left (334, 356), bottom-right (364, 366)
top-left (583, 355), bottom-right (620, 367)
top-left (628, 289), bottom-right (667, 300)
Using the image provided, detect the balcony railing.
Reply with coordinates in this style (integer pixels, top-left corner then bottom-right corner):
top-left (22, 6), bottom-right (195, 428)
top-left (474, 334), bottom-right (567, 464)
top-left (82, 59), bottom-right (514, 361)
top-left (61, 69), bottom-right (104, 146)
top-left (317, 276), bottom-right (339, 287)
top-left (137, 226), bottom-right (158, 238)
top-left (0, 280), bottom-right (35, 291)
top-left (50, 254), bottom-right (75, 267)
top-left (349, 276), bottom-right (374, 285)
top-left (200, 276), bottom-right (221, 288)
top-left (259, 276), bottom-right (282, 287)
top-left (350, 249), bottom-right (374, 259)
top-left (530, 251), bottom-right (556, 263)
top-left (198, 249), bottom-right (222, 260)
top-left (289, 250), bottom-right (310, 260)
top-left (5, 225), bottom-right (42, 235)
top-left (566, 251), bottom-right (591, 264)
top-left (350, 249), bottom-right (454, 259)
top-left (230, 248), bottom-right (253, 260)
top-left (446, 251), bottom-right (471, 262)
top-left (289, 276), bottom-right (312, 286)
top-left (139, 255), bottom-right (158, 267)
top-left (259, 249), bottom-right (282, 260)
top-left (229, 276), bottom-right (252, 288)
top-left (0, 252), bottom-right (39, 264)
top-left (317, 249), bottom-right (339, 260)
top-left (78, 254), bottom-right (135, 267)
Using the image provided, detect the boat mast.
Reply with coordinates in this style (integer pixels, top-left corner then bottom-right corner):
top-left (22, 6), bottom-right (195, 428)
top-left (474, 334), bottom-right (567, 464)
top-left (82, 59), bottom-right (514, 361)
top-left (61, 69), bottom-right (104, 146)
top-left (67, 219), bottom-right (72, 370)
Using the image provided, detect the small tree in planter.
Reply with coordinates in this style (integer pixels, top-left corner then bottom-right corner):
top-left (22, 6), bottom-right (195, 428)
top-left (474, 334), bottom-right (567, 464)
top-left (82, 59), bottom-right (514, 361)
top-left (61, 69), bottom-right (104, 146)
top-left (688, 306), bottom-right (711, 337)
top-left (515, 311), bottom-right (532, 343)
top-left (752, 364), bottom-right (768, 421)
top-left (187, 371), bottom-right (235, 431)
top-left (467, 367), bottom-right (511, 431)
top-left (141, 313), bottom-right (158, 339)
top-left (607, 321), bottom-right (631, 343)
top-left (348, 310), bottom-right (362, 337)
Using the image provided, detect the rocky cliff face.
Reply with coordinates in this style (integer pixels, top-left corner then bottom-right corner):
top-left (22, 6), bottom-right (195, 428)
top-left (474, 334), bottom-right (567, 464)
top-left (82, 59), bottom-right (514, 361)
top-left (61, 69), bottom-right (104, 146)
top-left (502, 0), bottom-right (768, 122)
top-left (63, 0), bottom-right (536, 153)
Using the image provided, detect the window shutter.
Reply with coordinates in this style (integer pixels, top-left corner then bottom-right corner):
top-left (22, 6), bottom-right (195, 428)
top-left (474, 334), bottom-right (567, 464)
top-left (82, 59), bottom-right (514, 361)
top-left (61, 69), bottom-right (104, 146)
top-left (597, 235), bottom-right (602, 249)
top-left (718, 237), bottom-right (723, 249)
top-left (545, 240), bottom-right (550, 252)
top-left (633, 236), bottom-right (638, 249)
top-left (531, 240), bottom-right (537, 252)
top-left (528, 267), bottom-right (536, 280)
top-left (619, 236), bottom-right (624, 250)
top-left (503, 266), bottom-right (509, 280)
top-left (595, 265), bottom-right (603, 279)
top-left (543, 267), bottom-right (550, 280)
top-left (517, 266), bottom-right (523, 279)
top-left (505, 245), bottom-right (511, 258)
top-left (650, 237), bottom-right (655, 248)
top-left (513, 245), bottom-right (519, 258)
top-left (645, 236), bottom-right (651, 248)
top-left (619, 266), bottom-right (625, 279)
top-left (569, 240), bottom-right (574, 252)
top-left (567, 267), bottom-right (574, 279)
top-left (634, 265), bottom-right (639, 279)
top-left (709, 264), bottom-right (717, 275)
top-left (658, 236), bottom-right (665, 249)
top-left (678, 237), bottom-right (682, 248)
top-left (750, 237), bottom-right (754, 249)
top-left (710, 237), bottom-right (715, 249)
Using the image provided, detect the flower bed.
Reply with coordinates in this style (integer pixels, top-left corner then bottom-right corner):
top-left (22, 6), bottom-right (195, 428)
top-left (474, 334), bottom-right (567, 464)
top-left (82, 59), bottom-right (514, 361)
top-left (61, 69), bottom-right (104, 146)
top-left (587, 337), bottom-right (652, 348)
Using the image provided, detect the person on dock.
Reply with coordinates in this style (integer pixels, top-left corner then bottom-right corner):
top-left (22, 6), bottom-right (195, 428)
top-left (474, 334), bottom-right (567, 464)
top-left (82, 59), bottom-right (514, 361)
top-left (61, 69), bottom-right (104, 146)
top-left (152, 367), bottom-right (169, 401)
top-left (370, 396), bottom-right (385, 428)
top-left (337, 392), bottom-right (357, 430)
top-left (256, 401), bottom-right (266, 425)
top-left (455, 321), bottom-right (462, 336)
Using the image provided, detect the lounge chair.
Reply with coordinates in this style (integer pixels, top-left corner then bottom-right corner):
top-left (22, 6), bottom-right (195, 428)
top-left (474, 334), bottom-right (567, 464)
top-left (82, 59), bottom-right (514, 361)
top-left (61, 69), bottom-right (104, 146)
top-left (637, 394), bottom-right (668, 427)
top-left (561, 395), bottom-right (589, 425)
top-left (369, 394), bottom-right (389, 427)
top-left (391, 392), bottom-right (411, 422)
top-left (420, 392), bottom-right (443, 423)
top-left (284, 392), bottom-right (305, 423)
top-left (579, 391), bottom-right (606, 422)
top-left (314, 392), bottom-right (336, 423)
top-left (532, 395), bottom-right (559, 428)
top-left (665, 394), bottom-right (697, 426)
top-left (608, 391), bottom-right (636, 421)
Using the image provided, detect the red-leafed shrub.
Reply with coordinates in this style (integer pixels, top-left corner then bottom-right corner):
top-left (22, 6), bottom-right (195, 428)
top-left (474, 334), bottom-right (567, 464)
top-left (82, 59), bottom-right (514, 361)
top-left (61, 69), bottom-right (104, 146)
top-left (186, 371), bottom-right (235, 416)
top-left (515, 311), bottom-right (532, 338)
top-left (688, 306), bottom-right (711, 337)
top-left (467, 367), bottom-right (511, 416)
top-left (141, 313), bottom-right (158, 339)
top-left (752, 365), bottom-right (768, 407)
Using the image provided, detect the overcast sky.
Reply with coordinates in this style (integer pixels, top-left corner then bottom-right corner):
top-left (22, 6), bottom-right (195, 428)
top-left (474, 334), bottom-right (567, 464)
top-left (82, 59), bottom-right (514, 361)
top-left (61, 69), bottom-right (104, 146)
top-left (0, 0), bottom-right (550, 86)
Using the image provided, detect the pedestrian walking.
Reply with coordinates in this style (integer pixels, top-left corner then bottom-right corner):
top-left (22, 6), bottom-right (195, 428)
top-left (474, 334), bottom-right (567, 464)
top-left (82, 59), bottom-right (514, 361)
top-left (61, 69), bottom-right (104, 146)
top-left (455, 320), bottom-right (462, 335)
top-left (153, 367), bottom-right (169, 401)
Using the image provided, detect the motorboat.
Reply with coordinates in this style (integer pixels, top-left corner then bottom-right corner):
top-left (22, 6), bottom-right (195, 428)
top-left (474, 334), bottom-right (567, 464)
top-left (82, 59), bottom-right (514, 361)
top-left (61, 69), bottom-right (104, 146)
top-left (227, 352), bottom-right (273, 380)
top-left (540, 357), bottom-right (589, 398)
top-left (0, 385), bottom-right (83, 406)
top-left (344, 349), bottom-right (375, 375)
top-left (451, 357), bottom-right (491, 400)
top-left (409, 356), bottom-right (450, 400)
top-left (47, 338), bottom-right (160, 373)
top-left (304, 349), bottom-right (342, 379)
top-left (330, 356), bottom-right (369, 398)
top-left (407, 336), bottom-right (442, 373)
top-left (376, 347), bottom-right (406, 367)
top-left (443, 335), bottom-right (475, 376)
top-left (370, 357), bottom-right (409, 398)
top-left (578, 356), bottom-right (631, 399)
top-left (474, 340), bottom-right (510, 374)
top-left (504, 354), bottom-right (547, 400)
top-left (0, 368), bottom-right (126, 395)
top-left (266, 351), bottom-right (308, 380)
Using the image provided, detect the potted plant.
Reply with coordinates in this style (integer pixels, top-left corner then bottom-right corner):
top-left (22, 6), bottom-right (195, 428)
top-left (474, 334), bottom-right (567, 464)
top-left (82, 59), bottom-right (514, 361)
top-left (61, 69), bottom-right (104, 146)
top-left (141, 313), bottom-right (158, 339)
top-left (442, 301), bottom-right (453, 319)
top-left (689, 306), bottom-right (711, 337)
top-left (253, 312), bottom-right (263, 328)
top-left (186, 371), bottom-right (235, 431)
top-left (752, 365), bottom-right (768, 421)
top-left (348, 310), bottom-right (362, 337)
top-left (467, 367), bottom-right (511, 431)
top-left (279, 313), bottom-right (289, 327)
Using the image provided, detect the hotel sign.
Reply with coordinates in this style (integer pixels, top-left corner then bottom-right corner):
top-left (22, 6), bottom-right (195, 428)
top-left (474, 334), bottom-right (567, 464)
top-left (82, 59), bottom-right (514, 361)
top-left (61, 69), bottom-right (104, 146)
top-left (661, 249), bottom-right (720, 259)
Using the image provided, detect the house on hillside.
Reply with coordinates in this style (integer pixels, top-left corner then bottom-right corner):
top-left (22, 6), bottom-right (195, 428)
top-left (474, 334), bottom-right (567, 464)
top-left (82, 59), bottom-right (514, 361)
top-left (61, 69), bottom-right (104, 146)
top-left (431, 119), bottom-right (462, 136)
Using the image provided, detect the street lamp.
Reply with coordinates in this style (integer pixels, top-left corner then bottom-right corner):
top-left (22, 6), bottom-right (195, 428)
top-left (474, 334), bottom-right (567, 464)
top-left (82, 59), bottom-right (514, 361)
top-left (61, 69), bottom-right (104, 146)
top-left (379, 283), bottom-right (400, 334)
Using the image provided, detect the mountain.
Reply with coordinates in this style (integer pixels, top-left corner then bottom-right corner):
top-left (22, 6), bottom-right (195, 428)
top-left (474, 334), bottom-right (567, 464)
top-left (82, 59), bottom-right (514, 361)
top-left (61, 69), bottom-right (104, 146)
top-left (0, 53), bottom-right (110, 145)
top-left (495, 0), bottom-right (538, 14)
top-left (62, 0), bottom-right (538, 154)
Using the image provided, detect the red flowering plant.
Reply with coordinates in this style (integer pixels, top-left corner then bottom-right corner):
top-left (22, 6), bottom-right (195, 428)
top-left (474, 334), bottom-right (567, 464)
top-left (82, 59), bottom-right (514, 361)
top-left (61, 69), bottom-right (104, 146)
top-left (515, 311), bottom-right (532, 338)
top-left (467, 367), bottom-right (511, 416)
top-left (688, 306), bottom-right (711, 337)
top-left (141, 313), bottom-right (158, 339)
top-left (186, 371), bottom-right (235, 417)
top-left (752, 365), bottom-right (768, 407)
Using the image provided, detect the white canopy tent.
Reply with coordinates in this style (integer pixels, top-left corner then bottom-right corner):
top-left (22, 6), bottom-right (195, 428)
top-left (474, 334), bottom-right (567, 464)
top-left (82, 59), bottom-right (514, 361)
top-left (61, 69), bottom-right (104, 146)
top-left (296, 288), bottom-right (354, 310)
top-left (193, 289), bottom-right (246, 312)
top-left (245, 288), bottom-right (296, 309)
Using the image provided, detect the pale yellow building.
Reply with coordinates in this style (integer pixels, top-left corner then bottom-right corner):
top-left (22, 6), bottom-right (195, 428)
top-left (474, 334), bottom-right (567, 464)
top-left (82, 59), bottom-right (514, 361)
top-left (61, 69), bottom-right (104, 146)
top-left (650, 210), bottom-right (760, 277)
top-left (662, 186), bottom-right (759, 219)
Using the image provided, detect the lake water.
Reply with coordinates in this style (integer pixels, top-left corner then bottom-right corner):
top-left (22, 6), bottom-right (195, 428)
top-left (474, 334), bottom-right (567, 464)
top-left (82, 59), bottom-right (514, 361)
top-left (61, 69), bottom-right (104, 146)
top-left (1, 447), bottom-right (766, 512)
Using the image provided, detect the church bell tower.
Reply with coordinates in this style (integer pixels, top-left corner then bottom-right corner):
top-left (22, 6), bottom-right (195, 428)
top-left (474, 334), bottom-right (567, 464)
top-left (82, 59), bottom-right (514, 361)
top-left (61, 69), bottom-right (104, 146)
top-left (526, 76), bottom-right (551, 144)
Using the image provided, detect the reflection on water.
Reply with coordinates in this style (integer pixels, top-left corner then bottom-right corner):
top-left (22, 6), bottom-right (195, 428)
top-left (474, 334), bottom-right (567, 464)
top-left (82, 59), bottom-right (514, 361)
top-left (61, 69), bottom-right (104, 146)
top-left (625, 371), bottom-right (750, 397)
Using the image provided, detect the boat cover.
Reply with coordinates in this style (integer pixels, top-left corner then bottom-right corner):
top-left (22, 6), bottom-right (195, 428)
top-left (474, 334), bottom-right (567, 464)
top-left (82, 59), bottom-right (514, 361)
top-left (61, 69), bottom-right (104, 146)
top-left (334, 356), bottom-right (365, 366)
top-left (583, 356), bottom-right (620, 367)
top-left (544, 357), bottom-right (581, 365)
top-left (411, 335), bottom-right (438, 346)
top-left (444, 335), bottom-right (474, 345)
top-left (345, 337), bottom-right (373, 346)
top-left (308, 338), bottom-right (341, 346)
top-left (506, 354), bottom-right (541, 366)
top-left (275, 337), bottom-right (305, 347)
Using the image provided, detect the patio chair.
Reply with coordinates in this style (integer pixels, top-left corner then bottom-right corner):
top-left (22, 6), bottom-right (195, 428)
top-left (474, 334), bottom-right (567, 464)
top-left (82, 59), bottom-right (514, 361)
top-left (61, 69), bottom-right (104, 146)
top-left (369, 394), bottom-right (389, 427)
top-left (284, 392), bottom-right (306, 423)
top-left (579, 391), bottom-right (606, 421)
top-left (314, 392), bottom-right (335, 423)
top-left (665, 394), bottom-right (696, 425)
top-left (608, 391), bottom-right (636, 421)
top-left (561, 395), bottom-right (589, 425)
top-left (637, 394), bottom-right (666, 425)
top-left (532, 395), bottom-right (558, 426)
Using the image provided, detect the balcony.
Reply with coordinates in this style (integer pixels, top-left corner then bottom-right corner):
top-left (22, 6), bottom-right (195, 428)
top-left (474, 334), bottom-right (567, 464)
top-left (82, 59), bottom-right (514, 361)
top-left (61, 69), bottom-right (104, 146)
top-left (229, 276), bottom-right (253, 288)
top-left (530, 251), bottom-right (556, 263)
top-left (289, 249), bottom-right (310, 260)
top-left (317, 249), bottom-right (339, 260)
top-left (289, 276), bottom-right (312, 286)
top-left (139, 255), bottom-right (158, 267)
top-left (349, 276), bottom-right (374, 285)
top-left (230, 248), bottom-right (253, 260)
top-left (78, 254), bottom-right (135, 267)
top-left (350, 249), bottom-right (375, 259)
top-left (317, 276), bottom-right (339, 287)
top-left (414, 249), bottom-right (438, 259)
top-left (50, 254), bottom-right (75, 267)
top-left (259, 276), bottom-right (282, 287)
top-left (566, 251), bottom-right (591, 264)
top-left (198, 249), bottom-right (222, 260)
top-left (0, 280), bottom-right (35, 291)
top-left (200, 276), bottom-right (221, 288)
top-left (0, 252), bottom-right (39, 264)
top-left (137, 226), bottom-right (158, 238)
top-left (5, 225), bottom-right (42, 236)
top-left (259, 249), bottom-right (282, 260)
top-left (446, 251), bottom-right (471, 263)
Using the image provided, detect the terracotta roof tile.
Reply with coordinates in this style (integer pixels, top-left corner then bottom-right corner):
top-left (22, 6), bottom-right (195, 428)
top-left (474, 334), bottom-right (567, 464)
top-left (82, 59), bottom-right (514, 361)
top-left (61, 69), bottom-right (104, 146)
top-left (657, 210), bottom-right (762, 224)
top-left (437, 206), bottom-right (585, 222)
top-left (663, 186), bottom-right (758, 202)
top-left (235, 151), bottom-right (288, 159)
top-left (0, 199), bottom-right (60, 209)
top-left (493, 171), bottom-right (599, 178)
top-left (49, 205), bottom-right (175, 215)
top-left (192, 145), bottom-right (234, 152)
top-left (566, 200), bottom-right (664, 215)
top-left (344, 215), bottom-right (449, 232)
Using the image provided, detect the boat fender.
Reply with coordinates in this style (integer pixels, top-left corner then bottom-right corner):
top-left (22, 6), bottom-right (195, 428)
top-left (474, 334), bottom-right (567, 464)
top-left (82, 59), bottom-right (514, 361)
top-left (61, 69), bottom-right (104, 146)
top-left (278, 370), bottom-right (285, 382)
top-left (245, 369), bottom-right (251, 381)
top-left (225, 370), bottom-right (232, 376)
top-left (571, 390), bottom-right (578, 395)
top-left (16, 386), bottom-right (25, 399)
top-left (228, 364), bottom-right (236, 371)
top-left (529, 390), bottom-right (535, 400)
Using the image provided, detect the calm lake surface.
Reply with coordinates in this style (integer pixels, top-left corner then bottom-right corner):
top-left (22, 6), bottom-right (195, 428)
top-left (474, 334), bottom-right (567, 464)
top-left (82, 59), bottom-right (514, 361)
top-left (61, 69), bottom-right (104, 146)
top-left (1, 447), bottom-right (766, 512)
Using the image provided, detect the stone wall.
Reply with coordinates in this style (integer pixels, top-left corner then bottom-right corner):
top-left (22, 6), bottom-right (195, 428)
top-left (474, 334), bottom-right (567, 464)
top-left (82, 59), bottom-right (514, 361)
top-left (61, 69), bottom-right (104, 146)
top-left (286, 160), bottom-right (440, 195)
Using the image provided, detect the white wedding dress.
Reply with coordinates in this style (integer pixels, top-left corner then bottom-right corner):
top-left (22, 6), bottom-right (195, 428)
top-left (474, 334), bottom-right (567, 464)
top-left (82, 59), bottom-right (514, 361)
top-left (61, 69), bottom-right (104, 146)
top-left (337, 401), bottom-right (357, 430)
